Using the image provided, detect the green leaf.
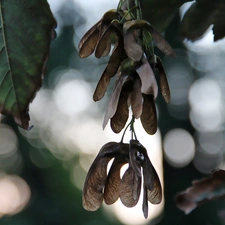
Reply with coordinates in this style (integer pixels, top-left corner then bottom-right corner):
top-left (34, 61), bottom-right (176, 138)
top-left (123, 0), bottom-right (225, 42)
top-left (122, 0), bottom-right (190, 32)
top-left (0, 0), bottom-right (56, 129)
top-left (180, 0), bottom-right (219, 40)
top-left (141, 0), bottom-right (191, 32)
top-left (180, 0), bottom-right (225, 41)
top-left (213, 1), bottom-right (225, 41)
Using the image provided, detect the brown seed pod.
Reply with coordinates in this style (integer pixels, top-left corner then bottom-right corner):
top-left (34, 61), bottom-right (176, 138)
top-left (146, 169), bottom-right (162, 205)
top-left (123, 19), bottom-right (175, 57)
top-left (79, 9), bottom-right (120, 58)
top-left (130, 76), bottom-right (143, 119)
top-left (156, 57), bottom-right (171, 103)
top-left (79, 23), bottom-right (100, 58)
top-left (93, 30), bottom-right (126, 101)
top-left (123, 21), bottom-right (143, 61)
top-left (140, 94), bottom-right (157, 135)
top-left (104, 156), bottom-right (127, 205)
top-left (110, 79), bottom-right (132, 133)
top-left (103, 73), bottom-right (128, 129)
top-left (83, 142), bottom-right (128, 211)
top-left (136, 57), bottom-right (158, 98)
top-left (95, 24), bottom-right (113, 58)
top-left (82, 142), bottom-right (119, 211)
top-left (93, 72), bottom-right (111, 102)
top-left (119, 166), bottom-right (141, 207)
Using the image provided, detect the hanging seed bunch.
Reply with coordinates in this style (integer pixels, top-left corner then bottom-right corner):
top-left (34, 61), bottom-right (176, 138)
top-left (83, 138), bottom-right (162, 219)
top-left (82, 115), bottom-right (162, 218)
top-left (78, 1), bottom-right (174, 135)
top-left (78, 0), bottom-right (174, 219)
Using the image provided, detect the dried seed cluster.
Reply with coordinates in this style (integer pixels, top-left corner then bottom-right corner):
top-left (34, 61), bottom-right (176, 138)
top-left (83, 140), bottom-right (162, 218)
top-left (78, 9), bottom-right (174, 135)
top-left (79, 4), bottom-right (175, 219)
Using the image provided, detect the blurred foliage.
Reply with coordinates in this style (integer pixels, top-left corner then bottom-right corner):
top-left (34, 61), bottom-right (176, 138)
top-left (125, 0), bottom-right (225, 41)
top-left (0, 117), bottom-right (120, 225)
top-left (138, 0), bottom-right (191, 32)
top-left (176, 170), bottom-right (225, 214)
top-left (180, 0), bottom-right (225, 41)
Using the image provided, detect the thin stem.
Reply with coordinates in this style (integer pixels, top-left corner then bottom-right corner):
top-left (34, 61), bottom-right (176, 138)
top-left (142, 31), bottom-right (154, 58)
top-left (120, 120), bottom-right (132, 143)
top-left (120, 115), bottom-right (136, 143)
top-left (133, 127), bottom-right (138, 140)
top-left (134, 0), bottom-right (142, 20)
top-left (130, 115), bottom-right (138, 140)
top-left (120, 5), bottom-right (137, 23)
top-left (138, 1), bottom-right (143, 19)
top-left (117, 0), bottom-right (127, 12)
top-left (126, 0), bottom-right (129, 11)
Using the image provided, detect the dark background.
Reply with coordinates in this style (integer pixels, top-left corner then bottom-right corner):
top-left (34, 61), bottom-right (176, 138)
top-left (0, 1), bottom-right (225, 225)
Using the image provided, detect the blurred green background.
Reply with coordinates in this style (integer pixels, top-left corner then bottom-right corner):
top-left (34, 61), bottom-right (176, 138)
top-left (0, 0), bottom-right (225, 224)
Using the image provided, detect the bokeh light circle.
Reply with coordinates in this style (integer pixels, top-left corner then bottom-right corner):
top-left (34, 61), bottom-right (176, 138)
top-left (0, 124), bottom-right (18, 155)
top-left (163, 129), bottom-right (195, 167)
top-left (0, 175), bottom-right (30, 216)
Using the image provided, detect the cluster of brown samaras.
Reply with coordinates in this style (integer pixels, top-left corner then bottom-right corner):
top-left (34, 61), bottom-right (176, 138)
top-left (82, 140), bottom-right (162, 219)
top-left (79, 9), bottom-right (174, 219)
top-left (78, 9), bottom-right (174, 135)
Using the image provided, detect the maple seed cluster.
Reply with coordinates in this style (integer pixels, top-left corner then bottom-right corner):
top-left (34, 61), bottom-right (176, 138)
top-left (78, 9), bottom-right (174, 135)
top-left (82, 140), bottom-right (162, 219)
top-left (79, 4), bottom-right (174, 219)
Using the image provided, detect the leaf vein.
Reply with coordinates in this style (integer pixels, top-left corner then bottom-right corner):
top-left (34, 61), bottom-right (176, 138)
top-left (0, 68), bottom-right (9, 85)
top-left (0, 3), bottom-right (18, 113)
top-left (2, 85), bottom-right (13, 109)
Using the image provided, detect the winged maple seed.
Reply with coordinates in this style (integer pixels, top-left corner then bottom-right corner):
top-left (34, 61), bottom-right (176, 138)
top-left (103, 57), bottom-right (158, 134)
top-left (82, 140), bottom-right (162, 219)
top-left (78, 8), bottom-right (174, 135)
